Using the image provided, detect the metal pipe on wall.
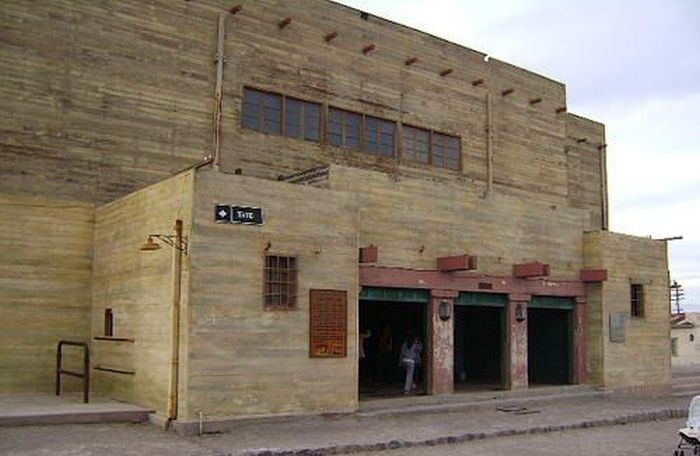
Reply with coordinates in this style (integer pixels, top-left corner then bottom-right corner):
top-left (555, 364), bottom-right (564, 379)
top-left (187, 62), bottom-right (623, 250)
top-left (485, 93), bottom-right (494, 196)
top-left (167, 220), bottom-right (184, 424)
top-left (212, 12), bottom-right (227, 170)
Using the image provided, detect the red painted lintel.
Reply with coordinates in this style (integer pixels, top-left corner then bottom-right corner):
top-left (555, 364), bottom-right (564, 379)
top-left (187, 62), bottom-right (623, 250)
top-left (437, 254), bottom-right (476, 272)
top-left (513, 262), bottom-right (550, 278)
top-left (580, 269), bottom-right (608, 282)
top-left (359, 265), bottom-right (586, 297)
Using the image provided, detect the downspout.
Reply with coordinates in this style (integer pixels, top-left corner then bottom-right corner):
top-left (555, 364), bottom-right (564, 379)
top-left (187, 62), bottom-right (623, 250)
top-left (212, 11), bottom-right (227, 171)
top-left (484, 93), bottom-right (494, 197)
top-left (167, 220), bottom-right (184, 425)
top-left (599, 144), bottom-right (609, 230)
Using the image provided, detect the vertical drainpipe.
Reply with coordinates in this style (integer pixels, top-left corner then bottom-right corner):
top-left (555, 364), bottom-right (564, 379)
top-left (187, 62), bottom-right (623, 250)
top-left (599, 144), bottom-right (609, 230)
top-left (485, 93), bottom-right (494, 197)
top-left (212, 11), bottom-right (227, 171)
top-left (167, 220), bottom-right (184, 425)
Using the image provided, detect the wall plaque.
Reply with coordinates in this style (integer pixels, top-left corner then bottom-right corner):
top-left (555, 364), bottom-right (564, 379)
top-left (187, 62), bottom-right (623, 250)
top-left (309, 289), bottom-right (347, 358)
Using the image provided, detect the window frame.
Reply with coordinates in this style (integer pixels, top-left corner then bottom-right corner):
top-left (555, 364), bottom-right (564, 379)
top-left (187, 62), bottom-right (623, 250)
top-left (400, 124), bottom-right (431, 164)
top-left (328, 106), bottom-right (362, 150)
top-left (630, 283), bottom-right (645, 319)
top-left (363, 114), bottom-right (396, 158)
top-left (241, 87), bottom-right (321, 143)
top-left (241, 87), bottom-right (283, 135)
top-left (241, 87), bottom-right (464, 173)
top-left (263, 255), bottom-right (298, 311)
top-left (285, 96), bottom-right (322, 142)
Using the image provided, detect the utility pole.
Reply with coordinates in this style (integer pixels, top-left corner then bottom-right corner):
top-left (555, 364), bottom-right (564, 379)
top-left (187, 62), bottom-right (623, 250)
top-left (670, 280), bottom-right (685, 315)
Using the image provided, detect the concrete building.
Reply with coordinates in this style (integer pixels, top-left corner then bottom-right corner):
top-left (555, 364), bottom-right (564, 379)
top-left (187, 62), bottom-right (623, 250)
top-left (672, 313), bottom-right (700, 366)
top-left (0, 0), bottom-right (671, 425)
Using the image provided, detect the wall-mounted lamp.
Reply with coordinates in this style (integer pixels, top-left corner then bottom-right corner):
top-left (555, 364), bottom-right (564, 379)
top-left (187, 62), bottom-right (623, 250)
top-left (140, 233), bottom-right (188, 255)
top-left (515, 303), bottom-right (526, 322)
top-left (439, 300), bottom-right (452, 321)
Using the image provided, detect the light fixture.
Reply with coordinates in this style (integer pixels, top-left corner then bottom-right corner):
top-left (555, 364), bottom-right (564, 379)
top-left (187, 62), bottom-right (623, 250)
top-left (139, 233), bottom-right (188, 255)
top-left (515, 304), bottom-right (526, 322)
top-left (140, 236), bottom-right (162, 252)
top-left (439, 300), bottom-right (451, 321)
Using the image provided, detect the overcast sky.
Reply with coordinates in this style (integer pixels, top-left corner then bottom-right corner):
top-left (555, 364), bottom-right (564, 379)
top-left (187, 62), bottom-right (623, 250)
top-left (337, 0), bottom-right (700, 312)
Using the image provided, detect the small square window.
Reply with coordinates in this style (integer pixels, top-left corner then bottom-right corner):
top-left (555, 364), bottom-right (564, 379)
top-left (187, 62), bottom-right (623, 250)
top-left (264, 256), bottom-right (298, 310)
top-left (630, 284), bottom-right (644, 318)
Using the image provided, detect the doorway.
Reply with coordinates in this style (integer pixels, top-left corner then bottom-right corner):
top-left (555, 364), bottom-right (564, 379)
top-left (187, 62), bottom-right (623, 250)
top-left (527, 297), bottom-right (574, 385)
top-left (358, 288), bottom-right (429, 399)
top-left (454, 292), bottom-right (506, 391)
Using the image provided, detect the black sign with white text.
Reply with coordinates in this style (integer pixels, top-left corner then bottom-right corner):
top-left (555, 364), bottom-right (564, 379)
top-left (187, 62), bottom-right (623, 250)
top-left (214, 204), bottom-right (264, 225)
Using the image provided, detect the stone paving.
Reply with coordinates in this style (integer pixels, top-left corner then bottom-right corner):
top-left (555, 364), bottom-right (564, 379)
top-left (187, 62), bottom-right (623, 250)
top-left (357, 418), bottom-right (688, 456)
top-left (0, 394), bottom-right (693, 456)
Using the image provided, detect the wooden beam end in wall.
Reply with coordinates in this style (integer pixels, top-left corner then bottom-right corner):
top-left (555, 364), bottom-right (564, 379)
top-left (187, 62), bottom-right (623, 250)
top-left (362, 43), bottom-right (376, 55)
top-left (278, 17), bottom-right (292, 29)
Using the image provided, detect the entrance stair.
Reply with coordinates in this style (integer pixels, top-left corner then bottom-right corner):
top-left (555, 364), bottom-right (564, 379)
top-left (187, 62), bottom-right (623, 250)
top-left (673, 366), bottom-right (700, 397)
top-left (359, 384), bottom-right (605, 417)
top-left (0, 393), bottom-right (152, 426)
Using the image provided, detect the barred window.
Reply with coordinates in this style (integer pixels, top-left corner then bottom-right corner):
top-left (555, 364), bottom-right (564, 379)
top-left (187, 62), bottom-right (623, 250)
top-left (630, 284), bottom-right (644, 318)
top-left (242, 88), bottom-right (282, 134)
top-left (432, 132), bottom-right (461, 170)
top-left (364, 116), bottom-right (396, 157)
top-left (328, 108), bottom-right (361, 150)
top-left (285, 97), bottom-right (321, 142)
top-left (402, 125), bottom-right (430, 164)
top-left (264, 256), bottom-right (298, 310)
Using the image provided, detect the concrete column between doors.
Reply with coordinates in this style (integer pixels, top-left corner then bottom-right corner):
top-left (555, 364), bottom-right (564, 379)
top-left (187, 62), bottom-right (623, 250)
top-left (505, 294), bottom-right (530, 390)
top-left (572, 296), bottom-right (588, 384)
top-left (428, 289), bottom-right (457, 395)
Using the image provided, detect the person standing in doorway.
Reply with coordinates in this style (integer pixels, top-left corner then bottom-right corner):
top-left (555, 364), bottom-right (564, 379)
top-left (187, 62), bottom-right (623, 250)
top-left (399, 333), bottom-right (422, 394)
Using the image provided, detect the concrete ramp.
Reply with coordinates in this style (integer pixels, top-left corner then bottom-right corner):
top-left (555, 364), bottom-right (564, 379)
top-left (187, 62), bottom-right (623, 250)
top-left (0, 394), bottom-right (153, 426)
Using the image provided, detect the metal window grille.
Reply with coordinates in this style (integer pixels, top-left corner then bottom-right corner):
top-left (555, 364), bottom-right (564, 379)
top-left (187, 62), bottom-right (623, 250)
top-left (264, 256), bottom-right (298, 310)
top-left (630, 284), bottom-right (644, 318)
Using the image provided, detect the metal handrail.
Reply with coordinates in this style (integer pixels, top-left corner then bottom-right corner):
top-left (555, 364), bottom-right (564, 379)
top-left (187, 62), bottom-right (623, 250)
top-left (56, 340), bottom-right (90, 403)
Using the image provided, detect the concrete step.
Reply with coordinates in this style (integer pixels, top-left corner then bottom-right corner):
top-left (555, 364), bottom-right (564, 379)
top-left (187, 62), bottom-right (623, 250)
top-left (0, 394), bottom-right (153, 427)
top-left (672, 383), bottom-right (700, 396)
top-left (358, 384), bottom-right (606, 417)
top-left (672, 368), bottom-right (700, 379)
top-left (673, 376), bottom-right (700, 386)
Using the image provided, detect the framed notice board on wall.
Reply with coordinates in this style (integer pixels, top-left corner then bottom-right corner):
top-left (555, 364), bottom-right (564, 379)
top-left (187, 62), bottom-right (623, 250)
top-left (309, 289), bottom-right (347, 358)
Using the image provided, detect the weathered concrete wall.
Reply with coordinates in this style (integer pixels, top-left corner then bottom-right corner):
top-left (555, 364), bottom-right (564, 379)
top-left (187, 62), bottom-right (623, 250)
top-left (0, 0), bottom-right (613, 398)
top-left (0, 194), bottom-right (93, 392)
top-left (186, 169), bottom-right (359, 420)
top-left (91, 171), bottom-right (194, 415)
top-left (0, 1), bottom-right (215, 205)
top-left (583, 231), bottom-right (671, 392)
top-left (328, 165), bottom-right (593, 277)
top-left (220, 0), bottom-right (602, 213)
